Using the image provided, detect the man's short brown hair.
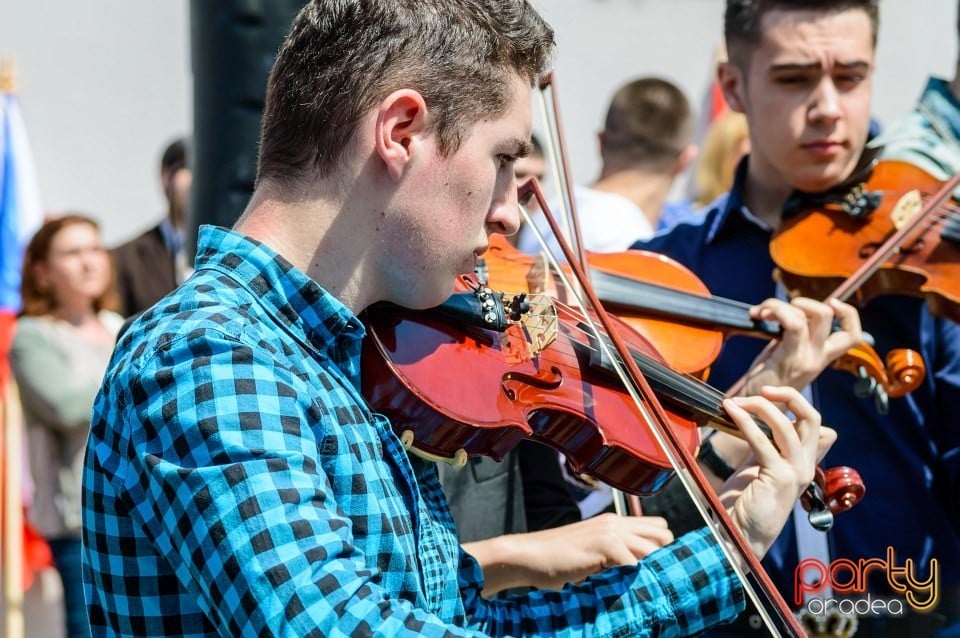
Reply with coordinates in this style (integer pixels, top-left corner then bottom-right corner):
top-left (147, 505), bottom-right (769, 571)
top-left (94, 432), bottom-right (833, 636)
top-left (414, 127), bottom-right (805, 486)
top-left (601, 77), bottom-right (693, 169)
top-left (725, 0), bottom-right (879, 68)
top-left (257, 0), bottom-right (554, 192)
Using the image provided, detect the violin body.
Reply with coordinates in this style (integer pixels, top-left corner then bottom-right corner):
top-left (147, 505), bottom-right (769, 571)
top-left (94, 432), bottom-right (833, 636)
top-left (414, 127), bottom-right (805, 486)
top-left (362, 288), bottom-right (699, 496)
top-left (772, 159), bottom-right (960, 323)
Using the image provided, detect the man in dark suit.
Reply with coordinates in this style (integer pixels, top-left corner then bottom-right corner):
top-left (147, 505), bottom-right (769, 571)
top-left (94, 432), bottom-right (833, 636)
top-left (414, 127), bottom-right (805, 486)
top-left (112, 137), bottom-right (192, 317)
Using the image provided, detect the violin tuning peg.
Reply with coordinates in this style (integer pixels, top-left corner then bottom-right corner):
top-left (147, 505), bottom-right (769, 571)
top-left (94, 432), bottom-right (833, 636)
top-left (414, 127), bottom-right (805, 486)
top-left (853, 366), bottom-right (877, 399)
top-left (873, 384), bottom-right (889, 415)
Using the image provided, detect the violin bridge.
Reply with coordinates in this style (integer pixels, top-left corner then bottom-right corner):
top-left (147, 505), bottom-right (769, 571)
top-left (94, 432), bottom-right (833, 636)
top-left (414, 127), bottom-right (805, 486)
top-left (889, 189), bottom-right (923, 232)
top-left (506, 293), bottom-right (558, 360)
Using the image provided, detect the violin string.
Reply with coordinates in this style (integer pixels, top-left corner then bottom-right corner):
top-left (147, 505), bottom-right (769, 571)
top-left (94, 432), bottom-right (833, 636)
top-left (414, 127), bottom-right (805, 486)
top-left (926, 199), bottom-right (960, 218)
top-left (929, 208), bottom-right (960, 223)
top-left (916, 191), bottom-right (960, 221)
top-left (849, 186), bottom-right (960, 223)
top-left (538, 331), bottom-right (759, 440)
top-left (517, 304), bottom-right (736, 420)
top-left (514, 294), bottom-right (788, 441)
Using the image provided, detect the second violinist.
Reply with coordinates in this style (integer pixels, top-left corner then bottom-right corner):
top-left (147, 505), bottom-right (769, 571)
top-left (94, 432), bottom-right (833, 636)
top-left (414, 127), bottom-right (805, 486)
top-left (636, 1), bottom-right (960, 636)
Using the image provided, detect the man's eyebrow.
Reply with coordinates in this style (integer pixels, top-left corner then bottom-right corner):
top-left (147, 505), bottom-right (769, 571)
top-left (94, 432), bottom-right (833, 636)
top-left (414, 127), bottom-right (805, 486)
top-left (769, 60), bottom-right (872, 73)
top-left (836, 60), bottom-right (872, 71)
top-left (510, 137), bottom-right (533, 158)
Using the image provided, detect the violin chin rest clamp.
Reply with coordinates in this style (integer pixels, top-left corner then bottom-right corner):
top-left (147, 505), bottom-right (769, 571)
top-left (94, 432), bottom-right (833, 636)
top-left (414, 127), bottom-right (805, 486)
top-left (399, 429), bottom-right (469, 469)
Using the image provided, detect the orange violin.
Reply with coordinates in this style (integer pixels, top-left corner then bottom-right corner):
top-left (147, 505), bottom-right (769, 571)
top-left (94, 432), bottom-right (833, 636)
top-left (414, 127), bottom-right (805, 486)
top-left (772, 158), bottom-right (960, 323)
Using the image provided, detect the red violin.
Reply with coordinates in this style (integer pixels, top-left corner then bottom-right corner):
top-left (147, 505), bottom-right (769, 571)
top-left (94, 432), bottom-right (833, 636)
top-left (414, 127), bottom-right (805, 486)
top-left (362, 282), bottom-right (698, 495)
top-left (361, 280), bottom-right (863, 522)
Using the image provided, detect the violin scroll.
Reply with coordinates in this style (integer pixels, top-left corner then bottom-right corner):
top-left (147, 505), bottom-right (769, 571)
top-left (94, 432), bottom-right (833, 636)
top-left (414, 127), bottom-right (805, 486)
top-left (882, 347), bottom-right (927, 398)
top-left (832, 343), bottom-right (926, 414)
top-left (819, 466), bottom-right (865, 514)
top-left (800, 466), bottom-right (865, 531)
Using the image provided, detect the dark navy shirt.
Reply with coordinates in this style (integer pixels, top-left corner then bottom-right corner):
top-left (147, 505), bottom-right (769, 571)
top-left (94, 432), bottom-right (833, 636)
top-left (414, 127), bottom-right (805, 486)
top-left (633, 164), bottom-right (960, 602)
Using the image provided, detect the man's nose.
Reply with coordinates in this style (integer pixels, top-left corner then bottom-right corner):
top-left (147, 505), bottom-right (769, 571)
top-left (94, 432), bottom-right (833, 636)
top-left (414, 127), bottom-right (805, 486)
top-left (487, 174), bottom-right (521, 236)
top-left (809, 78), bottom-right (842, 122)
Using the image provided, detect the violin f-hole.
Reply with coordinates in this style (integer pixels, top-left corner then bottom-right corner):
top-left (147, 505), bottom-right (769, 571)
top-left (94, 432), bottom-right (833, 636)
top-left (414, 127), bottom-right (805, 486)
top-left (501, 366), bottom-right (564, 397)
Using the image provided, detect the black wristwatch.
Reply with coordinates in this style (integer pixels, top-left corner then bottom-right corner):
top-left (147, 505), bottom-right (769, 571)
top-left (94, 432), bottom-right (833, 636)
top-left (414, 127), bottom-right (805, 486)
top-left (698, 438), bottom-right (736, 481)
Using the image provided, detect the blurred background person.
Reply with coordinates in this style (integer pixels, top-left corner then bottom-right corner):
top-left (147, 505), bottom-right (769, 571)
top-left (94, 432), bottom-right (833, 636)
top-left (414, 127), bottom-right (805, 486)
top-left (506, 133), bottom-right (547, 247)
top-left (691, 110), bottom-right (750, 209)
top-left (517, 77), bottom-right (697, 256)
top-left (112, 137), bottom-right (192, 317)
top-left (11, 214), bottom-right (123, 638)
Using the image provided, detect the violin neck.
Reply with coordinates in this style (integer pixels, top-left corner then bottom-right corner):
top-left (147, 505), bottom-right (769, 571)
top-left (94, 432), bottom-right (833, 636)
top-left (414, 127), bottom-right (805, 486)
top-left (578, 326), bottom-right (772, 441)
top-left (590, 269), bottom-right (782, 339)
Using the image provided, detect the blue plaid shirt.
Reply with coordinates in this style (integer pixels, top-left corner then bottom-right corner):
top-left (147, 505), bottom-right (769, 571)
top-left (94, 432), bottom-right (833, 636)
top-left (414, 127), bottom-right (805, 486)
top-left (83, 225), bottom-right (745, 637)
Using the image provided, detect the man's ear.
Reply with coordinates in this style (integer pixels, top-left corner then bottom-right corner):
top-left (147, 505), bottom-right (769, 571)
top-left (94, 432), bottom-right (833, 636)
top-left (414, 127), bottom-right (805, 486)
top-left (375, 89), bottom-right (429, 181)
top-left (717, 61), bottom-right (747, 114)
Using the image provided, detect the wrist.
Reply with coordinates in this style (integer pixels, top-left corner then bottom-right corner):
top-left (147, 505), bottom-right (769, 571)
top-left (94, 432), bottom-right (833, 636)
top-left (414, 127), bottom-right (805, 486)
top-left (471, 534), bottom-right (540, 595)
top-left (699, 438), bottom-right (736, 481)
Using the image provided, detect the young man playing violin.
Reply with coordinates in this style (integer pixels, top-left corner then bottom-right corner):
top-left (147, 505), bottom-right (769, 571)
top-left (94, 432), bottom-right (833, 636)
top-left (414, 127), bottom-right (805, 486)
top-left (82, 1), bottom-right (834, 636)
top-left (636, 1), bottom-right (960, 636)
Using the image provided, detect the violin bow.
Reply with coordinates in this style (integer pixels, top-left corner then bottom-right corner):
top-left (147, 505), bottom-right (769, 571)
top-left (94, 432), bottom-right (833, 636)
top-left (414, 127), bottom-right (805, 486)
top-left (528, 76), bottom-right (807, 638)
top-left (533, 73), bottom-right (643, 514)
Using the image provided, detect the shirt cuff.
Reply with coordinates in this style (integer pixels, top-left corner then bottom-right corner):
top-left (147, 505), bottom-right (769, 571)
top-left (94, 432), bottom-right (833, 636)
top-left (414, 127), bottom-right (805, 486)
top-left (645, 527), bottom-right (747, 635)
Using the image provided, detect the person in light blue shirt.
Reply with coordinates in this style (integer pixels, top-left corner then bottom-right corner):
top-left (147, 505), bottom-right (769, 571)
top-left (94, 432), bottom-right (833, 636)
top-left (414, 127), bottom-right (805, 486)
top-left (82, 1), bottom-right (833, 636)
top-left (871, 75), bottom-right (960, 181)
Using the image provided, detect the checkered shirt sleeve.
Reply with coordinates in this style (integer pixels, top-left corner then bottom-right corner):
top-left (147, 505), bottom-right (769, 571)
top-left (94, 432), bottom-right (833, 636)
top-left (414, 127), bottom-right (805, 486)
top-left (459, 527), bottom-right (745, 636)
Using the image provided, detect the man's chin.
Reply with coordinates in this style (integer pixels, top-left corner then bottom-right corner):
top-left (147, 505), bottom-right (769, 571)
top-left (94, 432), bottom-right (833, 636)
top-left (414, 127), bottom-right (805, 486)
top-left (400, 282), bottom-right (457, 311)
top-left (792, 166), bottom-right (855, 193)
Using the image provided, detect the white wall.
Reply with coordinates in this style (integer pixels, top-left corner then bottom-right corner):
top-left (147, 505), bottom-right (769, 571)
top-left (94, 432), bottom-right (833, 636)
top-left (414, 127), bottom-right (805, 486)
top-left (0, 1), bottom-right (955, 246)
top-left (1, 1), bottom-right (191, 245)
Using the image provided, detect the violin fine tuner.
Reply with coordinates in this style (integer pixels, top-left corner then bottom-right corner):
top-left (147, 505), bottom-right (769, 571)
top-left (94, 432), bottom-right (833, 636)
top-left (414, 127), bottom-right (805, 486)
top-left (840, 182), bottom-right (881, 219)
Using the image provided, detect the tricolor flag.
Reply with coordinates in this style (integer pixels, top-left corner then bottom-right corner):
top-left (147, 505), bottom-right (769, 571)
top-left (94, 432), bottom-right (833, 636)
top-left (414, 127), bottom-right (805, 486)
top-left (1, 91), bottom-right (44, 334)
top-left (1, 76), bottom-right (47, 638)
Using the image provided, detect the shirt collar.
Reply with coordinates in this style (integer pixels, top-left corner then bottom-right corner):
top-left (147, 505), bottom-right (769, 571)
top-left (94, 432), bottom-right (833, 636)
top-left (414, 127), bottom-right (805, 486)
top-left (158, 217), bottom-right (184, 255)
top-left (193, 225), bottom-right (366, 360)
top-left (705, 156), bottom-right (773, 244)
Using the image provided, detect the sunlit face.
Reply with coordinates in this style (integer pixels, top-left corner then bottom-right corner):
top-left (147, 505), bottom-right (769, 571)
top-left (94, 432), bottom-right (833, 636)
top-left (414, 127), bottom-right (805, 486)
top-left (35, 222), bottom-right (112, 310)
top-left (721, 8), bottom-right (874, 197)
top-left (381, 74), bottom-right (532, 308)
